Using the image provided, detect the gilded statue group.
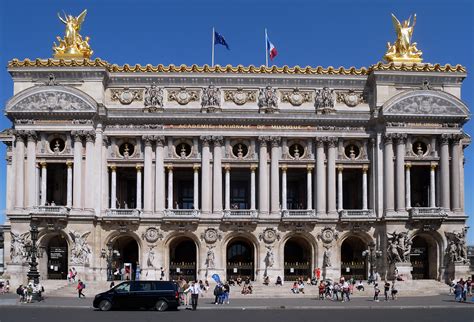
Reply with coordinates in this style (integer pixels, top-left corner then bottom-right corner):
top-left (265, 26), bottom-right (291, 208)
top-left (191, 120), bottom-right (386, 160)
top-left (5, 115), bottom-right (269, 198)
top-left (384, 13), bottom-right (423, 63)
top-left (53, 9), bottom-right (93, 59)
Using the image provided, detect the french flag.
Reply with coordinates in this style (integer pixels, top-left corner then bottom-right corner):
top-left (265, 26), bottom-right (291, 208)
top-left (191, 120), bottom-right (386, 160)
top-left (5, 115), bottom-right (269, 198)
top-left (266, 36), bottom-right (278, 61)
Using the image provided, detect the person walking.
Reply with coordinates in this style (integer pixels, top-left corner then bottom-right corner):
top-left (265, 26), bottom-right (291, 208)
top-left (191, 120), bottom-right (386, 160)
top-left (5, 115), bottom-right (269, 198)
top-left (373, 283), bottom-right (380, 302)
top-left (223, 281), bottom-right (230, 304)
top-left (384, 281), bottom-right (390, 301)
top-left (185, 280), bottom-right (202, 311)
top-left (77, 279), bottom-right (86, 298)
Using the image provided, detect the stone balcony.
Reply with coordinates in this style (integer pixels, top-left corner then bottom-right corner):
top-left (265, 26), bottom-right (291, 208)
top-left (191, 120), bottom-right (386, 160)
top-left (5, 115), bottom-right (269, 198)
top-left (281, 209), bottom-right (316, 220)
top-left (223, 209), bottom-right (258, 217)
top-left (31, 206), bottom-right (69, 217)
top-left (409, 207), bottom-right (447, 220)
top-left (339, 209), bottom-right (376, 221)
top-left (164, 209), bottom-right (201, 217)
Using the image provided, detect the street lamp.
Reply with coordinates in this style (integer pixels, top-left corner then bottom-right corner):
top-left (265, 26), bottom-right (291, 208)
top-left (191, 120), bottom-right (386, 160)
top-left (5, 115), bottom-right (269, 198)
top-left (362, 241), bottom-right (382, 283)
top-left (101, 242), bottom-right (114, 281)
top-left (26, 221), bottom-right (40, 285)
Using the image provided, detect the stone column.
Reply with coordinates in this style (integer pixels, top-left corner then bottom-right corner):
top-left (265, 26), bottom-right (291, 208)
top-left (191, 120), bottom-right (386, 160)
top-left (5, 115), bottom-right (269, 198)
top-left (40, 161), bottom-right (47, 206)
top-left (270, 137), bottom-right (281, 214)
top-left (394, 134), bottom-right (407, 212)
top-left (362, 166), bottom-right (368, 210)
top-left (15, 133), bottom-right (25, 208)
top-left (94, 124), bottom-right (104, 215)
top-left (136, 165), bottom-right (142, 210)
top-left (193, 164), bottom-right (200, 210)
top-left (167, 165), bottom-right (173, 209)
top-left (430, 163), bottom-right (436, 208)
top-left (405, 163), bottom-right (411, 209)
top-left (155, 136), bottom-right (166, 212)
top-left (6, 150), bottom-right (14, 210)
top-left (440, 134), bottom-right (451, 210)
top-left (307, 165), bottom-right (313, 210)
top-left (212, 136), bottom-right (223, 214)
top-left (337, 165), bottom-right (343, 211)
top-left (84, 131), bottom-right (95, 209)
top-left (281, 165), bottom-right (287, 211)
top-left (250, 164), bottom-right (257, 210)
top-left (72, 131), bottom-right (83, 209)
top-left (224, 164), bottom-right (231, 210)
top-left (200, 136), bottom-right (212, 214)
top-left (383, 134), bottom-right (395, 212)
top-left (327, 138), bottom-right (337, 215)
top-left (315, 138), bottom-right (326, 215)
top-left (26, 131), bottom-right (37, 207)
top-left (110, 165), bottom-right (117, 209)
top-left (451, 135), bottom-right (462, 211)
top-left (258, 136), bottom-right (269, 214)
top-left (143, 136), bottom-right (154, 212)
top-left (66, 161), bottom-right (73, 208)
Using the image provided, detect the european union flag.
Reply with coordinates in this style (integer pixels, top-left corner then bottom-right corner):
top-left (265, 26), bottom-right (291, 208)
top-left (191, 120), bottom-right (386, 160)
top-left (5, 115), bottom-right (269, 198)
top-left (214, 31), bottom-right (230, 50)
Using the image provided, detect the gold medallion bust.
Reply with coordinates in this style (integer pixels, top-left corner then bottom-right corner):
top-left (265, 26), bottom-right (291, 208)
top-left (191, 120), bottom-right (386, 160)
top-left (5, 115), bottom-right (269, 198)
top-left (53, 9), bottom-right (93, 59)
top-left (384, 13), bottom-right (423, 64)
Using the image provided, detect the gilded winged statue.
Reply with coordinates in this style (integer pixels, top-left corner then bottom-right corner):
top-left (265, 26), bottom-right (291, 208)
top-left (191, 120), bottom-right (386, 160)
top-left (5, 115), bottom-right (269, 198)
top-left (384, 13), bottom-right (422, 63)
top-left (53, 9), bottom-right (93, 59)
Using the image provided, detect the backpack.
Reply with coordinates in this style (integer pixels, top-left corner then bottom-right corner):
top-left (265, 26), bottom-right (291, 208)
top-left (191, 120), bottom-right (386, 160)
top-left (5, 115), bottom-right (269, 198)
top-left (82, 283), bottom-right (86, 289)
top-left (16, 287), bottom-right (22, 296)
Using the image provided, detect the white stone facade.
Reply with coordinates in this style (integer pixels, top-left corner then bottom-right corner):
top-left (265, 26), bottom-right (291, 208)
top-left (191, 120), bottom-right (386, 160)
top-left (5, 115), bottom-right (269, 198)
top-left (1, 60), bottom-right (471, 286)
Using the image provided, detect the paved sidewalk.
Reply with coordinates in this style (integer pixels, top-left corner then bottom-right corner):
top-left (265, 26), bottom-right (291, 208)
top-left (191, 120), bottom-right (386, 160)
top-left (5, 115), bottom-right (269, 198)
top-left (2, 293), bottom-right (474, 310)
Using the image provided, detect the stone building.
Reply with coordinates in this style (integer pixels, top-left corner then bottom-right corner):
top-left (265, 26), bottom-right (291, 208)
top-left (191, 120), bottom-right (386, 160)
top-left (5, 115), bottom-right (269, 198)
top-left (0, 57), bottom-right (470, 285)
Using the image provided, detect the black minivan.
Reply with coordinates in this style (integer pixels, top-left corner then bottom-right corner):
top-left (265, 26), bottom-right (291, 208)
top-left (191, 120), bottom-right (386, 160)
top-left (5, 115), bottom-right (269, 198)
top-left (93, 280), bottom-right (180, 311)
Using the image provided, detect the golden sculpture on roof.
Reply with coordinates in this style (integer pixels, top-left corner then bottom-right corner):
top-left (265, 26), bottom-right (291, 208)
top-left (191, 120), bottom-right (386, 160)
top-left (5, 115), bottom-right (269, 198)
top-left (384, 13), bottom-right (422, 64)
top-left (53, 9), bottom-right (93, 59)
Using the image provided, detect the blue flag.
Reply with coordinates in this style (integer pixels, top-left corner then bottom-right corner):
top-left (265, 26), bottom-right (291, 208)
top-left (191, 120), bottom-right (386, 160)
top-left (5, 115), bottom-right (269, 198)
top-left (211, 273), bottom-right (222, 284)
top-left (214, 31), bottom-right (230, 50)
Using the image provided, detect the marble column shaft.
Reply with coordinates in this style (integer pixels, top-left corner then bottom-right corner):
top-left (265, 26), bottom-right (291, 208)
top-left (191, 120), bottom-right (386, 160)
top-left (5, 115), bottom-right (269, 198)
top-left (167, 166), bottom-right (173, 209)
top-left (40, 162), bottom-right (47, 206)
top-left (212, 137), bottom-right (223, 213)
top-left (136, 165), bottom-right (142, 209)
top-left (451, 137), bottom-right (461, 211)
top-left (26, 134), bottom-right (37, 207)
top-left (110, 166), bottom-right (117, 209)
top-left (337, 166), bottom-right (343, 211)
top-left (155, 137), bottom-right (165, 212)
top-left (315, 139), bottom-right (326, 214)
top-left (66, 161), bottom-right (73, 208)
top-left (307, 165), bottom-right (313, 210)
top-left (15, 136), bottom-right (25, 208)
top-left (84, 132), bottom-right (95, 209)
top-left (405, 164), bottom-right (411, 209)
top-left (94, 125), bottom-right (103, 215)
top-left (201, 137), bottom-right (211, 214)
top-left (362, 167), bottom-right (368, 210)
top-left (430, 164), bottom-right (436, 208)
top-left (72, 135), bottom-right (83, 209)
top-left (270, 137), bottom-right (280, 213)
top-left (193, 164), bottom-right (200, 210)
top-left (440, 135), bottom-right (450, 209)
top-left (327, 138), bottom-right (337, 214)
top-left (395, 136), bottom-right (406, 211)
top-left (258, 137), bottom-right (269, 214)
top-left (225, 165), bottom-right (230, 210)
top-left (143, 137), bottom-right (153, 212)
top-left (281, 166), bottom-right (287, 211)
top-left (250, 165), bottom-right (257, 210)
top-left (383, 135), bottom-right (395, 211)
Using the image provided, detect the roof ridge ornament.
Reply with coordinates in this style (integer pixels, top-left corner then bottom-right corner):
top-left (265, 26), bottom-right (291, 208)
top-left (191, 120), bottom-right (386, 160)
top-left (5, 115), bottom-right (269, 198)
top-left (384, 13), bottom-right (423, 64)
top-left (53, 9), bottom-right (93, 59)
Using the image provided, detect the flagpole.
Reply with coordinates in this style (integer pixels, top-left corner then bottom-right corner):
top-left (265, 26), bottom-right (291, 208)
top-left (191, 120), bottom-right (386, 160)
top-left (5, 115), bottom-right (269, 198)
top-left (265, 28), bottom-right (268, 68)
top-left (212, 27), bottom-right (215, 67)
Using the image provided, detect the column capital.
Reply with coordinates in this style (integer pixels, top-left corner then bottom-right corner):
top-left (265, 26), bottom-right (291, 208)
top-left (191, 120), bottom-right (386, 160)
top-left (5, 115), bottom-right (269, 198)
top-left (337, 164), bottom-right (344, 172)
top-left (200, 135), bottom-right (213, 147)
top-left (280, 164), bottom-right (288, 171)
top-left (71, 130), bottom-right (84, 142)
top-left (26, 130), bottom-right (37, 142)
top-left (451, 133), bottom-right (463, 144)
top-left (258, 136), bottom-right (271, 144)
top-left (193, 163), bottom-right (201, 171)
top-left (40, 161), bottom-right (47, 168)
top-left (155, 135), bottom-right (166, 146)
top-left (224, 163), bottom-right (231, 171)
top-left (109, 164), bottom-right (117, 171)
top-left (440, 133), bottom-right (451, 145)
top-left (326, 137), bottom-right (338, 148)
top-left (405, 162), bottom-right (412, 169)
top-left (136, 164), bottom-right (143, 172)
top-left (212, 135), bottom-right (224, 146)
top-left (66, 160), bottom-right (73, 168)
top-left (13, 130), bottom-right (27, 143)
top-left (270, 136), bottom-right (281, 147)
top-left (166, 164), bottom-right (173, 171)
top-left (250, 164), bottom-right (258, 171)
top-left (315, 137), bottom-right (325, 148)
top-left (383, 133), bottom-right (394, 145)
top-left (84, 130), bottom-right (96, 142)
top-left (430, 162), bottom-right (438, 170)
top-left (142, 135), bottom-right (156, 147)
top-left (307, 164), bottom-right (314, 172)
top-left (362, 165), bottom-right (369, 172)
top-left (393, 133), bottom-right (407, 144)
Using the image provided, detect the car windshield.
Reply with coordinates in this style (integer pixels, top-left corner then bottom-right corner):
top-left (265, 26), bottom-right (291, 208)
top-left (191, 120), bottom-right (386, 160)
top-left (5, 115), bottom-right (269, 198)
top-left (114, 282), bottom-right (130, 293)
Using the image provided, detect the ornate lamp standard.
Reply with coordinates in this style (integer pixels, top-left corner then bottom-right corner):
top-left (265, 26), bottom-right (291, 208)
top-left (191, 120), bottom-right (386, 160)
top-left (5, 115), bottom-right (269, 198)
top-left (101, 242), bottom-right (114, 281)
top-left (362, 241), bottom-right (382, 283)
top-left (26, 221), bottom-right (40, 285)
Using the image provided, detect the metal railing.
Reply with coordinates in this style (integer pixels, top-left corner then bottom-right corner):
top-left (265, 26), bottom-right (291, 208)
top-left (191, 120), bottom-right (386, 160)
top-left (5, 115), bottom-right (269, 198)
top-left (339, 209), bottom-right (375, 217)
top-left (282, 209), bottom-right (316, 217)
top-left (164, 209), bottom-right (200, 217)
top-left (32, 206), bottom-right (69, 215)
top-left (105, 209), bottom-right (141, 216)
top-left (223, 209), bottom-right (258, 217)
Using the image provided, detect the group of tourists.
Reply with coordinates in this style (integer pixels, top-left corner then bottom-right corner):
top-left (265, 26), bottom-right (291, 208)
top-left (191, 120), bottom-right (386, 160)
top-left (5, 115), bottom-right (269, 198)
top-left (318, 277), bottom-right (354, 301)
top-left (0, 280), bottom-right (10, 294)
top-left (16, 282), bottom-right (44, 303)
top-left (373, 280), bottom-right (398, 302)
top-left (451, 277), bottom-right (472, 302)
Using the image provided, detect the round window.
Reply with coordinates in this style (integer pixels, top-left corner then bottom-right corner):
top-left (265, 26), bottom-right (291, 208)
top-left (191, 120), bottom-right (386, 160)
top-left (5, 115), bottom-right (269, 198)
top-left (49, 138), bottom-right (65, 153)
top-left (344, 144), bottom-right (360, 159)
top-left (412, 141), bottom-right (427, 156)
top-left (232, 143), bottom-right (249, 158)
top-left (176, 142), bottom-right (192, 158)
top-left (119, 142), bottom-right (135, 158)
top-left (289, 144), bottom-right (304, 159)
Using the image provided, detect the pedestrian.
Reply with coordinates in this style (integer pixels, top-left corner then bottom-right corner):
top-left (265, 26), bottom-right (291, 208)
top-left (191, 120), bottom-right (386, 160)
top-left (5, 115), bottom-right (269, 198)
top-left (26, 283), bottom-right (34, 303)
top-left (316, 267), bottom-right (321, 281)
top-left (72, 267), bottom-right (77, 282)
top-left (160, 267), bottom-right (165, 281)
top-left (384, 281), bottom-right (390, 301)
top-left (333, 282), bottom-right (340, 301)
top-left (223, 281), bottom-right (230, 304)
top-left (342, 280), bottom-right (350, 301)
top-left (276, 276), bottom-right (283, 286)
top-left (77, 279), bottom-right (86, 298)
top-left (4, 280), bottom-right (10, 293)
top-left (185, 280), bottom-right (202, 311)
top-left (373, 283), bottom-right (380, 302)
top-left (467, 278), bottom-right (472, 296)
top-left (318, 281), bottom-right (325, 300)
top-left (454, 281), bottom-right (463, 302)
top-left (356, 280), bottom-right (364, 291)
top-left (391, 281), bottom-right (398, 300)
top-left (16, 284), bottom-right (25, 303)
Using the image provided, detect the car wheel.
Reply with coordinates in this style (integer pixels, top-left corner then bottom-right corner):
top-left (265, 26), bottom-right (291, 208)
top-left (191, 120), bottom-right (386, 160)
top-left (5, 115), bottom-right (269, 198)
top-left (155, 300), bottom-right (168, 312)
top-left (99, 300), bottom-right (112, 311)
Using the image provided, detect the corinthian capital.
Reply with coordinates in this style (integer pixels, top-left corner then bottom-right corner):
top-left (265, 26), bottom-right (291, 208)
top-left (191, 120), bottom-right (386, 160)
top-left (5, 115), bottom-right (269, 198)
top-left (270, 136), bottom-right (281, 147)
top-left (258, 136), bottom-right (270, 144)
top-left (393, 133), bottom-right (407, 144)
top-left (142, 135), bottom-right (155, 146)
top-left (26, 130), bottom-right (37, 142)
top-left (212, 135), bottom-right (224, 147)
top-left (383, 133), bottom-right (394, 145)
top-left (84, 130), bottom-right (96, 142)
top-left (440, 133), bottom-right (451, 145)
top-left (326, 137), bottom-right (338, 148)
top-left (200, 135), bottom-right (212, 147)
top-left (155, 135), bottom-right (166, 147)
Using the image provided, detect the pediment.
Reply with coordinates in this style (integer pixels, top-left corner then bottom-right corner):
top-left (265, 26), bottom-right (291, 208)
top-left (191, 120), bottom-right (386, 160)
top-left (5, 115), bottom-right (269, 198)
top-left (382, 90), bottom-right (469, 118)
top-left (6, 85), bottom-right (97, 113)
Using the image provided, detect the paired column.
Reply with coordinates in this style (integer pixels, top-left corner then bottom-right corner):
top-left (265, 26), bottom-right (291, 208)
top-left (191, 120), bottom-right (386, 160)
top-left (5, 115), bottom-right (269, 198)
top-left (136, 165), bottom-right (142, 210)
top-left (143, 135), bottom-right (154, 212)
top-left (394, 134), bottom-right (406, 211)
top-left (439, 134), bottom-right (450, 209)
top-left (212, 136), bottom-right (223, 214)
top-left (155, 136), bottom-right (166, 212)
top-left (270, 137), bottom-right (281, 213)
top-left (200, 136), bottom-right (211, 214)
top-left (315, 138), bottom-right (326, 214)
top-left (430, 163), bottom-right (436, 208)
top-left (337, 165), bottom-right (343, 211)
top-left (405, 164), bottom-right (411, 209)
top-left (307, 165), bottom-right (313, 210)
top-left (84, 131), bottom-right (95, 209)
top-left (451, 135), bottom-right (462, 211)
top-left (281, 165), bottom-right (287, 211)
top-left (40, 162), bottom-right (47, 206)
top-left (193, 164), bottom-right (200, 210)
top-left (72, 131), bottom-right (83, 209)
top-left (15, 133), bottom-right (25, 208)
top-left (327, 138), bottom-right (337, 215)
top-left (383, 134), bottom-right (395, 212)
top-left (362, 166), bottom-right (368, 210)
top-left (167, 165), bottom-right (173, 209)
top-left (250, 164), bottom-right (257, 210)
top-left (110, 165), bottom-right (117, 209)
top-left (66, 161), bottom-right (73, 208)
top-left (258, 137), bottom-right (269, 214)
top-left (224, 164), bottom-right (231, 210)
top-left (26, 132), bottom-right (37, 208)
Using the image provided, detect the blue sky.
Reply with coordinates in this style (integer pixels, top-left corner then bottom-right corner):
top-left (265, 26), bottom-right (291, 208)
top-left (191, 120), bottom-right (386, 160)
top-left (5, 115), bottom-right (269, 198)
top-left (0, 0), bottom-right (473, 239)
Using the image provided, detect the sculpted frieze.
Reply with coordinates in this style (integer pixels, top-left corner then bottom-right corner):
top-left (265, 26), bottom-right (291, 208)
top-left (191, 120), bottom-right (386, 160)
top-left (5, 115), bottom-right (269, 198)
top-left (10, 90), bottom-right (94, 112)
top-left (336, 90), bottom-right (365, 107)
top-left (281, 88), bottom-right (312, 106)
top-left (111, 88), bottom-right (143, 105)
top-left (224, 89), bottom-right (257, 105)
top-left (168, 88), bottom-right (199, 105)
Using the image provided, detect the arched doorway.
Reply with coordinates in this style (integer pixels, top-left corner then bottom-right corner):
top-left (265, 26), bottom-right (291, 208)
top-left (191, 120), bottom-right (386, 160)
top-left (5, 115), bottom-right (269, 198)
top-left (340, 236), bottom-right (367, 280)
top-left (226, 238), bottom-right (254, 281)
top-left (169, 237), bottom-right (197, 281)
top-left (112, 236), bottom-right (139, 281)
top-left (284, 237), bottom-right (312, 281)
top-left (410, 235), bottom-right (437, 279)
top-left (46, 234), bottom-right (68, 279)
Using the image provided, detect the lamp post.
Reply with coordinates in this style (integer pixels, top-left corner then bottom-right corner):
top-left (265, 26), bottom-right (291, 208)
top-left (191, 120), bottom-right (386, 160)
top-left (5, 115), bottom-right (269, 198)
top-left (26, 221), bottom-right (40, 285)
top-left (101, 242), bottom-right (114, 281)
top-left (362, 241), bottom-right (382, 283)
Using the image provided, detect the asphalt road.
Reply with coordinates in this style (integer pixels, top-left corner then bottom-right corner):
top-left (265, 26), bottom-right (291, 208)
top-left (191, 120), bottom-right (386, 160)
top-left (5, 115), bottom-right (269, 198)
top-left (1, 307), bottom-right (473, 322)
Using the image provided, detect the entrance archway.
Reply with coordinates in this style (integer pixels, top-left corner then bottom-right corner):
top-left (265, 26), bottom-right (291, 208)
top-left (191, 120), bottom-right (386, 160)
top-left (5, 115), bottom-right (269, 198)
top-left (169, 237), bottom-right (197, 281)
top-left (410, 235), bottom-right (437, 279)
top-left (226, 238), bottom-right (254, 281)
top-left (46, 234), bottom-right (68, 279)
top-left (112, 236), bottom-right (139, 280)
top-left (340, 236), bottom-right (367, 280)
top-left (284, 237), bottom-right (312, 281)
